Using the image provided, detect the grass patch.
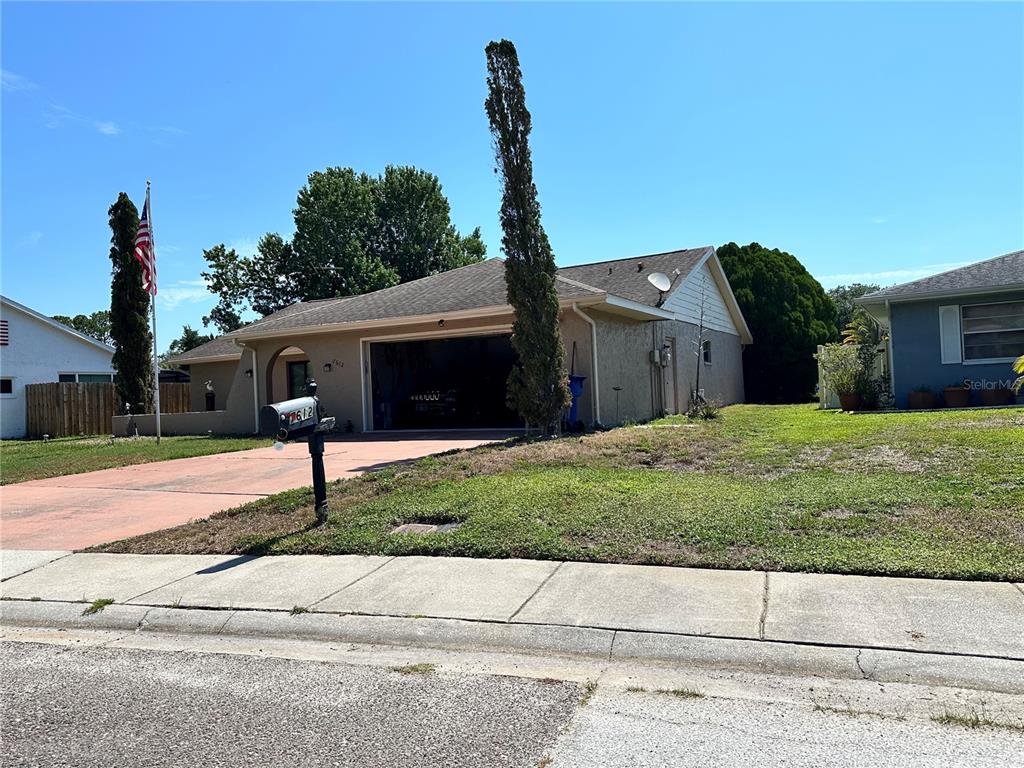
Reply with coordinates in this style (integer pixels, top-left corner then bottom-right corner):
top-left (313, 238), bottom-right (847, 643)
top-left (1, 434), bottom-right (267, 484)
top-left (82, 598), bottom-right (114, 616)
top-left (655, 687), bottom-right (705, 699)
top-left (389, 663), bottom-right (435, 675)
top-left (93, 405), bottom-right (1024, 581)
top-left (580, 680), bottom-right (599, 706)
top-left (625, 686), bottom-right (647, 693)
top-left (289, 606), bottom-right (310, 615)
top-left (932, 711), bottom-right (1024, 732)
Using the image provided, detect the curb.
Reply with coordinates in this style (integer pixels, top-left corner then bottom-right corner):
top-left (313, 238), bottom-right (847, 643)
top-left (3, 600), bottom-right (1022, 695)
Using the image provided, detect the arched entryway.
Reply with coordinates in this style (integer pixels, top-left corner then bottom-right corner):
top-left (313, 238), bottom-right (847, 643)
top-left (265, 345), bottom-right (311, 404)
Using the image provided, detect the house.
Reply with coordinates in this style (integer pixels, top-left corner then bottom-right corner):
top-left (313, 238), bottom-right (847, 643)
top-left (0, 296), bottom-right (116, 438)
top-left (857, 250), bottom-right (1024, 408)
top-left (146, 247), bottom-right (752, 436)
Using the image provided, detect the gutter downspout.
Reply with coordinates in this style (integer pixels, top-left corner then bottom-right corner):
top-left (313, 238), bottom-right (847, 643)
top-left (571, 303), bottom-right (601, 425)
top-left (251, 346), bottom-right (259, 434)
top-left (885, 299), bottom-right (896, 404)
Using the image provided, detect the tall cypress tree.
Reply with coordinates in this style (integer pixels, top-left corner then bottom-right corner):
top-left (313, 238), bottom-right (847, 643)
top-left (484, 39), bottom-right (570, 432)
top-left (108, 192), bottom-right (154, 412)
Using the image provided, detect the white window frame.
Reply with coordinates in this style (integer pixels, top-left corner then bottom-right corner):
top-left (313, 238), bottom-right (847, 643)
top-left (57, 372), bottom-right (115, 383)
top-left (0, 376), bottom-right (15, 398)
top-left (702, 339), bottom-right (712, 365)
top-left (959, 299), bottom-right (1024, 365)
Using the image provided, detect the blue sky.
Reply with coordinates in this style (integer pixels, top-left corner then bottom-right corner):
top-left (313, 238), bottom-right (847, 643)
top-left (2, 2), bottom-right (1022, 350)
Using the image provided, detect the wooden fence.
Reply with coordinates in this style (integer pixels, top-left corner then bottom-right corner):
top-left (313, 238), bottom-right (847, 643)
top-left (25, 382), bottom-right (191, 438)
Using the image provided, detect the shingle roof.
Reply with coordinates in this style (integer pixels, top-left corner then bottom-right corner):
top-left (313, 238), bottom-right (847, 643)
top-left (171, 246), bottom-right (716, 360)
top-left (558, 247), bottom-right (711, 306)
top-left (233, 258), bottom-right (602, 337)
top-left (167, 334), bottom-right (244, 364)
top-left (860, 250), bottom-right (1024, 301)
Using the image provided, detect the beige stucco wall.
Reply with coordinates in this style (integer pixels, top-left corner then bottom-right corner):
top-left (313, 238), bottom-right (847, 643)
top-left (130, 305), bottom-right (743, 436)
top-left (590, 309), bottom-right (745, 424)
top-left (186, 360), bottom-right (239, 412)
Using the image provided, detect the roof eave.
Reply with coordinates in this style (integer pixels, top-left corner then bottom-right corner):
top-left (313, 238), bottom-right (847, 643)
top-left (168, 352), bottom-right (243, 366)
top-left (856, 283), bottom-right (1024, 305)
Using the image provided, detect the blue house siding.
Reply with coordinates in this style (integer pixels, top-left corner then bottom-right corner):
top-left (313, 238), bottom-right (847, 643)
top-left (890, 291), bottom-right (1024, 408)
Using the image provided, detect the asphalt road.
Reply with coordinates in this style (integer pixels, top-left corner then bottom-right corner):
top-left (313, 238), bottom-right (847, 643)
top-left (2, 641), bottom-right (1021, 768)
top-left (1, 642), bottom-right (579, 768)
top-left (551, 685), bottom-right (1024, 768)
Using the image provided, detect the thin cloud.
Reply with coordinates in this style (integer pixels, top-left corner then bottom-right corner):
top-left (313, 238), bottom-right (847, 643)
top-left (17, 231), bottom-right (43, 248)
top-left (817, 261), bottom-right (972, 289)
top-left (228, 238), bottom-right (260, 258)
top-left (870, 216), bottom-right (888, 225)
top-left (1, 69), bottom-right (38, 92)
top-left (158, 279), bottom-right (213, 309)
top-left (149, 125), bottom-right (185, 135)
top-left (45, 104), bottom-right (121, 136)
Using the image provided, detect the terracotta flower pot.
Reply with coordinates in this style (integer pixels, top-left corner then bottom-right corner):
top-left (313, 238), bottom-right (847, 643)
top-left (943, 387), bottom-right (971, 409)
top-left (980, 387), bottom-right (1013, 407)
top-left (838, 393), bottom-right (862, 412)
top-left (908, 390), bottom-right (936, 410)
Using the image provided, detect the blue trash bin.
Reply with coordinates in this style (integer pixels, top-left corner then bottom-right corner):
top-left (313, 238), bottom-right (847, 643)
top-left (568, 375), bottom-right (587, 424)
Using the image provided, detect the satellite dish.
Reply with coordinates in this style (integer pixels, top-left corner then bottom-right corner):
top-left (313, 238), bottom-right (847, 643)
top-left (648, 272), bottom-right (672, 292)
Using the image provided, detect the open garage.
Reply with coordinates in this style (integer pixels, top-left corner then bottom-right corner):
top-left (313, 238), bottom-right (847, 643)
top-left (367, 333), bottom-right (520, 430)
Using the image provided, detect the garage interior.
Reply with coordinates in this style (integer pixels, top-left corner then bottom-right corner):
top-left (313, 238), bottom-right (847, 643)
top-left (368, 333), bottom-right (521, 430)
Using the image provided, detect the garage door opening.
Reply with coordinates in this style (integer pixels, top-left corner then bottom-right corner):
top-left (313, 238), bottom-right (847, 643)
top-left (369, 334), bottom-right (520, 430)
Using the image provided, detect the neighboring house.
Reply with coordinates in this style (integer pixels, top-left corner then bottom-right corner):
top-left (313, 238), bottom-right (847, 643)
top-left (0, 295), bottom-right (116, 438)
top-left (858, 250), bottom-right (1024, 408)
top-left (152, 247), bottom-right (752, 436)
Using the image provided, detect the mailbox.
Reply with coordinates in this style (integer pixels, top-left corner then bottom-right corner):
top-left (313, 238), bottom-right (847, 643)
top-left (260, 396), bottom-right (322, 441)
top-left (260, 380), bottom-right (335, 524)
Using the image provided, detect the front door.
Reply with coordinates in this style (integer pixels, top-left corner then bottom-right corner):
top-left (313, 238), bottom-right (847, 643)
top-left (287, 360), bottom-right (311, 399)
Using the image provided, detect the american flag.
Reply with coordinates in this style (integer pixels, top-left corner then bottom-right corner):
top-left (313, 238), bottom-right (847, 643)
top-left (134, 192), bottom-right (157, 296)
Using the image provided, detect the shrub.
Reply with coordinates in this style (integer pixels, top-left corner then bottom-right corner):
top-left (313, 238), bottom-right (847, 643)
top-left (687, 398), bottom-right (721, 420)
top-left (815, 344), bottom-right (863, 396)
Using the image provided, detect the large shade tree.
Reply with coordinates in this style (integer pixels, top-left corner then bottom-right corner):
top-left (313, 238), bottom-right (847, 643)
top-left (827, 282), bottom-right (880, 339)
top-left (201, 166), bottom-right (485, 332)
top-left (52, 311), bottom-right (113, 345)
top-left (718, 242), bottom-right (837, 403)
top-left (108, 192), bottom-right (154, 411)
top-left (485, 39), bottom-right (570, 431)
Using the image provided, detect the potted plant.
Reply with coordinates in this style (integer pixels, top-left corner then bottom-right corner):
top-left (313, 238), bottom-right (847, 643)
top-left (908, 386), bottom-right (935, 410)
top-left (943, 382), bottom-right (971, 408)
top-left (814, 344), bottom-right (864, 411)
top-left (980, 386), bottom-right (1014, 406)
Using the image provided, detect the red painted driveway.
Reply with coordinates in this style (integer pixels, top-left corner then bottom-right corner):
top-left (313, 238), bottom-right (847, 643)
top-left (0, 433), bottom-right (507, 550)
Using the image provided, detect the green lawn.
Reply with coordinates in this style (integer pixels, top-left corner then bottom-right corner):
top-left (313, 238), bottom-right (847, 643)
top-left (0, 435), bottom-right (267, 485)
top-left (94, 405), bottom-right (1024, 581)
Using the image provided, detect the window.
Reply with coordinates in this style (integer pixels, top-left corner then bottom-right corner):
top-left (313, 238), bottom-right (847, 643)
top-left (58, 373), bottom-right (114, 383)
top-left (961, 301), bottom-right (1024, 362)
top-left (0, 378), bottom-right (12, 395)
top-left (702, 339), bottom-right (712, 364)
top-left (287, 360), bottom-right (311, 399)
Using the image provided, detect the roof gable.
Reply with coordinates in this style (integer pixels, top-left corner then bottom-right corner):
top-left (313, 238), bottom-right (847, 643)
top-left (558, 247), bottom-right (711, 306)
top-left (0, 295), bottom-right (115, 354)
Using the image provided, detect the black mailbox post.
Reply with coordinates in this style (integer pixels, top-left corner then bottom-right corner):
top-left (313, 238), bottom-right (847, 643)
top-left (260, 379), bottom-right (335, 524)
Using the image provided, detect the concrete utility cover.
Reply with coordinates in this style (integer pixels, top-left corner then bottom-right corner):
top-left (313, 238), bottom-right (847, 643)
top-left (390, 522), bottom-right (463, 535)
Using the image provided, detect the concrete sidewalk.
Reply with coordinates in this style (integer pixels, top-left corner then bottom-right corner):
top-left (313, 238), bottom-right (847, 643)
top-left (2, 551), bottom-right (1022, 692)
top-left (0, 432), bottom-right (506, 550)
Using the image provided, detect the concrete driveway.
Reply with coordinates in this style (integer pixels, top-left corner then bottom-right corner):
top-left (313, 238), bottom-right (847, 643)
top-left (0, 432), bottom-right (506, 551)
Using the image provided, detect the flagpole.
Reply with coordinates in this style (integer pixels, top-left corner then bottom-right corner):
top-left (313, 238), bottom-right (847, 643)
top-left (147, 180), bottom-right (162, 444)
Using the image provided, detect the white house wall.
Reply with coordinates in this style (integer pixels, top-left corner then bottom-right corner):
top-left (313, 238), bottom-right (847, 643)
top-left (0, 304), bottom-right (115, 438)
top-left (662, 262), bottom-right (740, 336)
